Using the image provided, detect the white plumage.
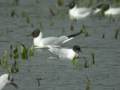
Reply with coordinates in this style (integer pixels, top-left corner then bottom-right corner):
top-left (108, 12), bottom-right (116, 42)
top-left (48, 45), bottom-right (81, 60)
top-left (0, 74), bottom-right (10, 90)
top-left (105, 7), bottom-right (120, 15)
top-left (0, 73), bottom-right (18, 90)
top-left (69, 6), bottom-right (92, 20)
top-left (68, 1), bottom-right (120, 20)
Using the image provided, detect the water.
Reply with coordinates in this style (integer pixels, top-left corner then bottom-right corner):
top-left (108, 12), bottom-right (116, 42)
top-left (0, 0), bottom-right (120, 90)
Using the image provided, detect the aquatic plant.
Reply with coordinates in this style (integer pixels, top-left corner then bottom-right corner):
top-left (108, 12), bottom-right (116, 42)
top-left (80, 25), bottom-right (89, 37)
top-left (91, 52), bottom-right (95, 65)
top-left (59, 8), bottom-right (67, 19)
top-left (29, 46), bottom-right (34, 58)
top-left (0, 43), bottom-right (36, 75)
top-left (114, 0), bottom-right (120, 4)
top-left (9, 45), bottom-right (13, 59)
top-left (0, 58), bottom-right (1, 65)
top-left (10, 9), bottom-right (16, 17)
top-left (39, 21), bottom-right (43, 29)
top-left (114, 29), bottom-right (120, 40)
top-left (0, 51), bottom-right (17, 74)
top-left (102, 33), bottom-right (105, 39)
top-left (18, 43), bottom-right (35, 60)
top-left (0, 50), bottom-right (9, 68)
top-left (9, 60), bottom-right (19, 73)
top-left (57, 0), bottom-right (64, 6)
top-left (21, 11), bottom-right (27, 17)
top-left (20, 43), bottom-right (28, 60)
top-left (85, 77), bottom-right (91, 90)
top-left (50, 21), bottom-right (55, 26)
top-left (36, 78), bottom-right (43, 87)
top-left (0, 47), bottom-right (19, 73)
top-left (13, 46), bottom-right (19, 60)
top-left (71, 57), bottom-right (81, 70)
top-left (49, 8), bottom-right (56, 16)
top-left (35, 0), bottom-right (40, 3)
top-left (21, 11), bottom-right (31, 24)
top-left (12, 0), bottom-right (19, 6)
top-left (87, 0), bottom-right (94, 7)
top-left (84, 59), bottom-right (89, 68)
top-left (26, 16), bottom-right (31, 24)
top-left (72, 57), bottom-right (78, 65)
top-left (84, 31), bottom-right (89, 37)
top-left (70, 23), bottom-right (74, 31)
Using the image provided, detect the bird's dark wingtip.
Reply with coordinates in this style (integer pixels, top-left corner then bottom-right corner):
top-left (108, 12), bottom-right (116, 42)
top-left (67, 31), bottom-right (81, 38)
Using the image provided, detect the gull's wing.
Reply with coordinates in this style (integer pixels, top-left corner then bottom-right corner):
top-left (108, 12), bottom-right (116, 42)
top-left (48, 46), bottom-right (73, 59)
top-left (55, 36), bottom-right (71, 44)
top-left (48, 46), bottom-right (61, 56)
top-left (42, 31), bottom-right (81, 45)
top-left (48, 47), bottom-right (68, 57)
top-left (77, 8), bottom-right (92, 15)
top-left (42, 37), bottom-right (59, 45)
top-left (42, 36), bottom-right (70, 45)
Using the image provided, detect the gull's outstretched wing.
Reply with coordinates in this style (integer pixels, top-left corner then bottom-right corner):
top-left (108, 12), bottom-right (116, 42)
top-left (42, 31), bottom-right (81, 46)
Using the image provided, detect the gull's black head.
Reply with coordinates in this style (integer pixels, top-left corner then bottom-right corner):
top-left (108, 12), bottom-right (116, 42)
top-left (96, 3), bottom-right (110, 11)
top-left (68, 0), bottom-right (76, 9)
top-left (32, 29), bottom-right (40, 38)
top-left (8, 74), bottom-right (18, 89)
top-left (73, 45), bottom-right (81, 53)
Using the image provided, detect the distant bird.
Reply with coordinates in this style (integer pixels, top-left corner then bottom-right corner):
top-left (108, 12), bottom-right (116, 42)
top-left (68, 0), bottom-right (93, 20)
top-left (68, 1), bottom-right (120, 20)
top-left (0, 73), bottom-right (18, 90)
top-left (94, 3), bottom-right (120, 16)
top-left (32, 29), bottom-right (81, 48)
top-left (48, 45), bottom-right (81, 60)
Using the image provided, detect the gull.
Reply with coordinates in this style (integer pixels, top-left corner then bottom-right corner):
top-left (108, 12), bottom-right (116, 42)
top-left (94, 3), bottom-right (120, 16)
top-left (48, 45), bottom-right (81, 60)
top-left (32, 29), bottom-right (81, 48)
top-left (0, 73), bottom-right (18, 90)
top-left (68, 1), bottom-right (120, 20)
top-left (68, 1), bottom-right (93, 20)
